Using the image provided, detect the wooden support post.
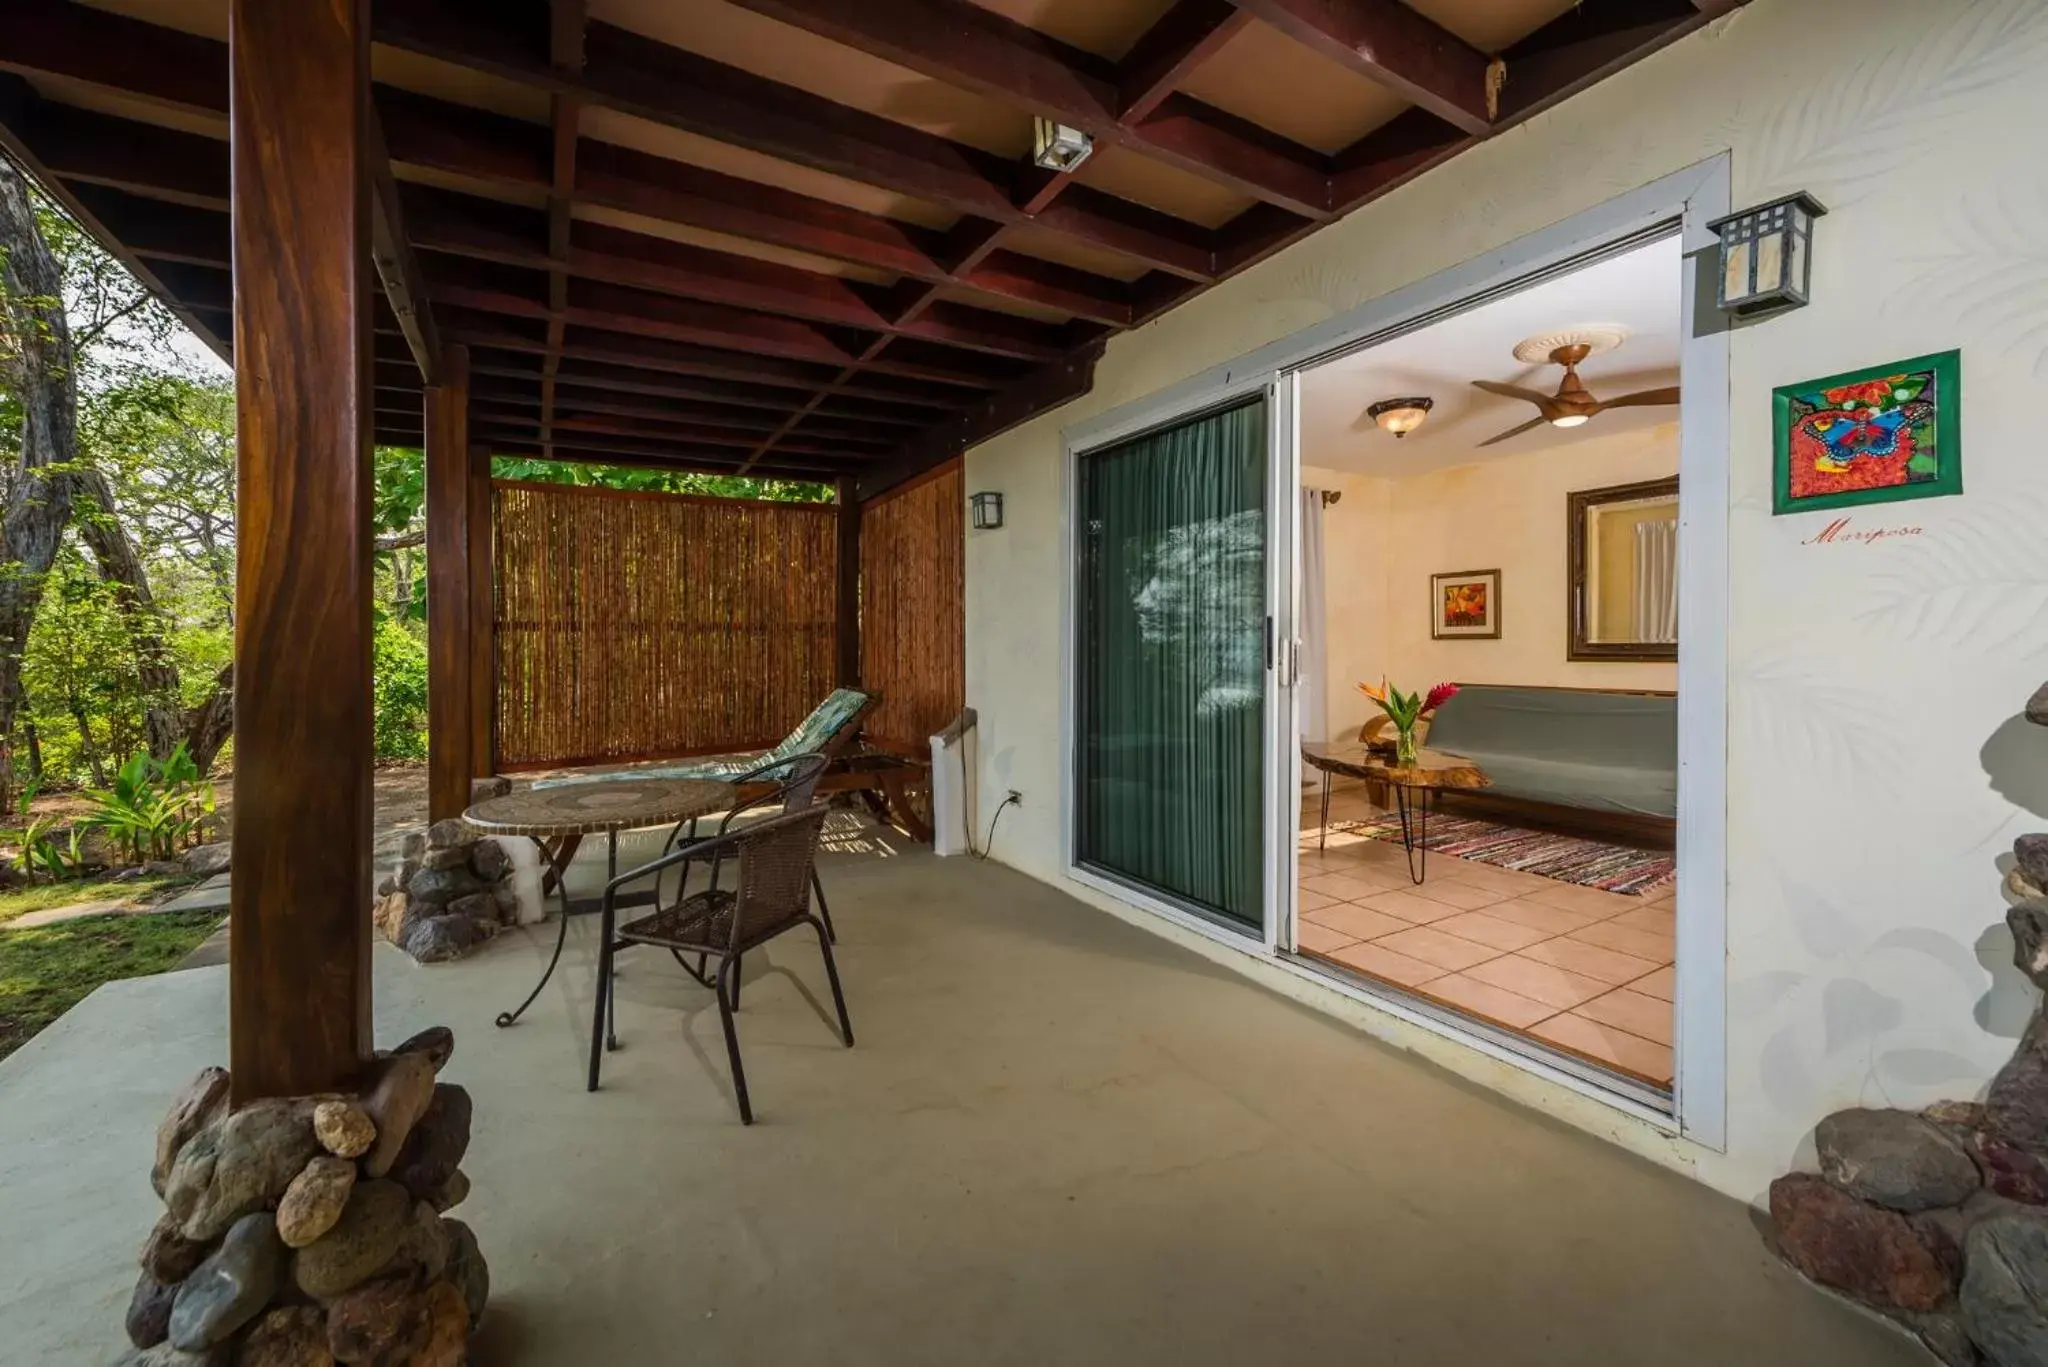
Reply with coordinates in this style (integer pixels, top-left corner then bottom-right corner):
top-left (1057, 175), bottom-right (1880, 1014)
top-left (467, 445), bottom-right (496, 778)
top-left (425, 344), bottom-right (472, 823)
top-left (835, 477), bottom-right (861, 686)
top-left (228, 0), bottom-right (375, 1102)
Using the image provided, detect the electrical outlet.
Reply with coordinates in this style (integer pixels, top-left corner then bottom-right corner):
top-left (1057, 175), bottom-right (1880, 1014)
top-left (1006, 789), bottom-right (1023, 806)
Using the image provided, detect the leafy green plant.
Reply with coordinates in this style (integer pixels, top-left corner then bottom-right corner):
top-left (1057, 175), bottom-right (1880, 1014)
top-left (373, 614), bottom-right (430, 760)
top-left (77, 742), bottom-right (215, 866)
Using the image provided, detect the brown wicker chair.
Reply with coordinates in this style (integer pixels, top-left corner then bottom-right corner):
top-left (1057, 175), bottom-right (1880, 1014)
top-left (657, 750), bottom-right (837, 945)
top-left (588, 804), bottom-right (851, 1123)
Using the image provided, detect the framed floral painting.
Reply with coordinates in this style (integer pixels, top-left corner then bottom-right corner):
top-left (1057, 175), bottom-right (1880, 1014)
top-left (1431, 569), bottom-right (1500, 640)
top-left (1772, 350), bottom-right (1961, 514)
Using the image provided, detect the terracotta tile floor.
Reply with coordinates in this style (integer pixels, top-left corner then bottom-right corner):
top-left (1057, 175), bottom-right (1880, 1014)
top-left (1299, 788), bottom-right (1676, 1090)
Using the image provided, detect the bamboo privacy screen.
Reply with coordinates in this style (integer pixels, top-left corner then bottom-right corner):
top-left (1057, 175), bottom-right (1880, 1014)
top-left (859, 462), bottom-right (965, 748)
top-left (493, 481), bottom-right (838, 768)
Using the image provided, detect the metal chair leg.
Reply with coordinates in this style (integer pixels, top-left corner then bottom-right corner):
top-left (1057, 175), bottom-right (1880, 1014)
top-left (714, 956), bottom-right (753, 1125)
top-left (729, 953), bottom-right (743, 1010)
top-left (811, 869), bottom-right (837, 942)
top-left (810, 914), bottom-right (854, 1047)
top-left (587, 910), bottom-right (615, 1092)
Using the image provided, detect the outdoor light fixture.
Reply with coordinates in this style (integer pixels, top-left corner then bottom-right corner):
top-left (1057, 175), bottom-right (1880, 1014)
top-left (1706, 192), bottom-right (1827, 318)
top-left (1367, 396), bottom-right (1434, 438)
top-left (1032, 117), bottom-right (1094, 173)
top-left (970, 490), bottom-right (1005, 530)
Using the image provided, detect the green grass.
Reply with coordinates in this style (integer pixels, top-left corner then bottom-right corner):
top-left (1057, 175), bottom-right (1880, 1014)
top-left (0, 872), bottom-right (195, 927)
top-left (0, 910), bottom-right (222, 1061)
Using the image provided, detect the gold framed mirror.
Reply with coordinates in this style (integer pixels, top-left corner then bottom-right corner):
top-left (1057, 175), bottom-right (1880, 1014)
top-left (1568, 476), bottom-right (1679, 662)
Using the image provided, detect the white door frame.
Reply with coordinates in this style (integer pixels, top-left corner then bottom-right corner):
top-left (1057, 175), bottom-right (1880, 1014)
top-left (1058, 155), bottom-right (1731, 1151)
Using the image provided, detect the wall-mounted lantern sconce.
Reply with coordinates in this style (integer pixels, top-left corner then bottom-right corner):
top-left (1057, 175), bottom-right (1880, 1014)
top-left (1706, 192), bottom-right (1827, 319)
top-left (970, 490), bottom-right (1005, 530)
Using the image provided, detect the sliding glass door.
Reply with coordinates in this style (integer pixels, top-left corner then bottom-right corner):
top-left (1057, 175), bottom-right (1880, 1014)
top-left (1073, 396), bottom-right (1271, 931)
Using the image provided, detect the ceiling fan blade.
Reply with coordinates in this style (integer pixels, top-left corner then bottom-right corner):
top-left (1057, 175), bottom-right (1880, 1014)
top-left (1594, 386), bottom-right (1682, 412)
top-left (1471, 379), bottom-right (1556, 406)
top-left (1477, 416), bottom-right (1548, 448)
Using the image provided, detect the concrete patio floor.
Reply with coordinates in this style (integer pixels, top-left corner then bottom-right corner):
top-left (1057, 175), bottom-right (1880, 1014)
top-left (0, 818), bottom-right (1924, 1366)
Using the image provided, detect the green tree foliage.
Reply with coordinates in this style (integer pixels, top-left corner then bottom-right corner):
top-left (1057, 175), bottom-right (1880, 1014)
top-left (491, 455), bottom-right (832, 503)
top-left (372, 614), bottom-right (430, 761)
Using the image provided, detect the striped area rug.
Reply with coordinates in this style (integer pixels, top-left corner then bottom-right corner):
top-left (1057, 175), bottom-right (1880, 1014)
top-left (1335, 814), bottom-right (1675, 896)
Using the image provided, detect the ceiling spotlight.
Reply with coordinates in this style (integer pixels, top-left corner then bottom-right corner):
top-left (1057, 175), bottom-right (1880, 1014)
top-left (1033, 117), bottom-right (1094, 173)
top-left (1367, 396), bottom-right (1434, 438)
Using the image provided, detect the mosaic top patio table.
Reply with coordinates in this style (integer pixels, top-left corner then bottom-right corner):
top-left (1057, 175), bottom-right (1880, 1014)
top-left (1300, 742), bottom-right (1489, 884)
top-left (466, 777), bottom-right (733, 1029)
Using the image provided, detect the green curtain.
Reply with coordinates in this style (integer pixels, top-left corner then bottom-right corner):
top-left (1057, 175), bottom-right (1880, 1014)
top-left (1076, 398), bottom-right (1266, 928)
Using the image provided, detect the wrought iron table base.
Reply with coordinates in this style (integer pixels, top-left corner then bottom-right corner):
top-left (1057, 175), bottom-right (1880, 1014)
top-left (1391, 784), bottom-right (1431, 884)
top-left (496, 830), bottom-right (655, 1029)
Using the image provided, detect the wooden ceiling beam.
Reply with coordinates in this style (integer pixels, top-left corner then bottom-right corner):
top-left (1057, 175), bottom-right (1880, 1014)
top-left (405, 183), bottom-right (1105, 352)
top-left (470, 349), bottom-right (955, 419)
top-left (480, 438), bottom-right (839, 482)
top-left (1225, 0), bottom-right (1495, 134)
top-left (476, 379), bottom-right (907, 442)
top-left (721, 0), bottom-right (1331, 217)
top-left (1118, 0), bottom-right (1255, 123)
top-left (1493, 0), bottom-right (1721, 127)
top-left (372, 0), bottom-right (1220, 277)
top-left (473, 426), bottom-right (847, 476)
top-left (859, 347), bottom-right (1103, 498)
top-left (539, 0), bottom-right (590, 455)
top-left (477, 405), bottom-right (886, 458)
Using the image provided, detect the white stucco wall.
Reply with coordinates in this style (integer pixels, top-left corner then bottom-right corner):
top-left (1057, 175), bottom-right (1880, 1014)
top-left (961, 0), bottom-right (2048, 1203)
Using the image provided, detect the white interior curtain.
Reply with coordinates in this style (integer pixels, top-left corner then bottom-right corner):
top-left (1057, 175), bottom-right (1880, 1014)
top-left (1632, 519), bottom-right (1678, 644)
top-left (1298, 487), bottom-right (1328, 743)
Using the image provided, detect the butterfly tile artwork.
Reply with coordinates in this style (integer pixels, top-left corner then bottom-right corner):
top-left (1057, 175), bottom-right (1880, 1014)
top-left (1773, 350), bottom-right (1961, 514)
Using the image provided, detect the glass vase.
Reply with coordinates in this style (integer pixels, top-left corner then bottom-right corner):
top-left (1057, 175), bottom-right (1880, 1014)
top-left (1394, 726), bottom-right (1419, 768)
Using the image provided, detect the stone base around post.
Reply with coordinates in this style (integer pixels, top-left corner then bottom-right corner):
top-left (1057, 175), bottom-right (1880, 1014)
top-left (120, 1027), bottom-right (487, 1366)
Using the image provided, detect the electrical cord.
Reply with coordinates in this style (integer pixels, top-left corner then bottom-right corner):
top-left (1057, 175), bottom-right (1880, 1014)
top-left (960, 734), bottom-right (1019, 861)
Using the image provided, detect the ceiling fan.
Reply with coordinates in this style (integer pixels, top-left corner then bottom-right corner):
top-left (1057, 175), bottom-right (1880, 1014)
top-left (1470, 330), bottom-right (1679, 447)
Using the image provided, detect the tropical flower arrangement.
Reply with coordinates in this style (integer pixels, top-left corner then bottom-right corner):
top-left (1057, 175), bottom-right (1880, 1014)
top-left (1358, 679), bottom-right (1459, 767)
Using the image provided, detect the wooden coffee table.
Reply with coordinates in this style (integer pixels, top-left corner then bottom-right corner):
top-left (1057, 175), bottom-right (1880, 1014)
top-left (1300, 742), bottom-right (1489, 883)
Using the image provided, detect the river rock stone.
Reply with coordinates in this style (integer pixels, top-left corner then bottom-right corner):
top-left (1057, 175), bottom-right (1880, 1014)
top-left (411, 1280), bottom-right (469, 1367)
top-left (2014, 904), bottom-right (2048, 991)
top-left (371, 894), bottom-right (410, 945)
top-left (404, 866), bottom-right (484, 907)
top-left (2012, 868), bottom-right (2048, 906)
top-left (392, 1026), bottom-right (454, 1073)
top-left (1990, 1009), bottom-right (2048, 1152)
top-left (1817, 1108), bottom-right (1981, 1212)
top-left (471, 775), bottom-right (511, 803)
top-left (168, 1212), bottom-right (283, 1351)
top-left (469, 840), bottom-right (509, 884)
top-left (442, 1218), bottom-right (488, 1328)
top-left (234, 1306), bottom-right (332, 1367)
top-left (2019, 837), bottom-right (2048, 897)
top-left (153, 1068), bottom-right (231, 1198)
top-left (400, 915), bottom-right (478, 964)
top-left (112, 1343), bottom-right (231, 1366)
top-left (446, 892), bottom-right (497, 923)
top-left (420, 845), bottom-right (472, 872)
top-left (324, 1276), bottom-right (430, 1365)
top-left (1769, 1173), bottom-right (1955, 1313)
top-left (1961, 1207), bottom-right (2048, 1365)
top-left (391, 1086), bottom-right (471, 1199)
top-left (292, 1180), bottom-right (412, 1300)
top-left (1976, 1133), bottom-right (2048, 1206)
top-left (1930, 1101), bottom-right (1993, 1133)
top-left (277, 1157), bottom-right (357, 1249)
top-left (400, 831), bottom-right (427, 863)
top-left (2030, 683), bottom-right (2048, 727)
top-left (361, 1055), bottom-right (435, 1178)
top-left (182, 842), bottom-right (232, 877)
top-left (127, 1270), bottom-right (179, 1349)
top-left (390, 1199), bottom-right (452, 1283)
top-left (312, 1101), bottom-right (375, 1161)
top-left (425, 819), bottom-right (469, 850)
top-left (141, 1213), bottom-right (212, 1284)
top-left (168, 1100), bottom-right (322, 1243)
top-left (426, 1170), bottom-right (470, 1214)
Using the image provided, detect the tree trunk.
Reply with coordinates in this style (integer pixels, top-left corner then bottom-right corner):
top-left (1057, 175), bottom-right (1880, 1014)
top-left (0, 161), bottom-right (79, 752)
top-left (184, 662), bottom-right (234, 774)
top-left (71, 468), bottom-right (186, 758)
